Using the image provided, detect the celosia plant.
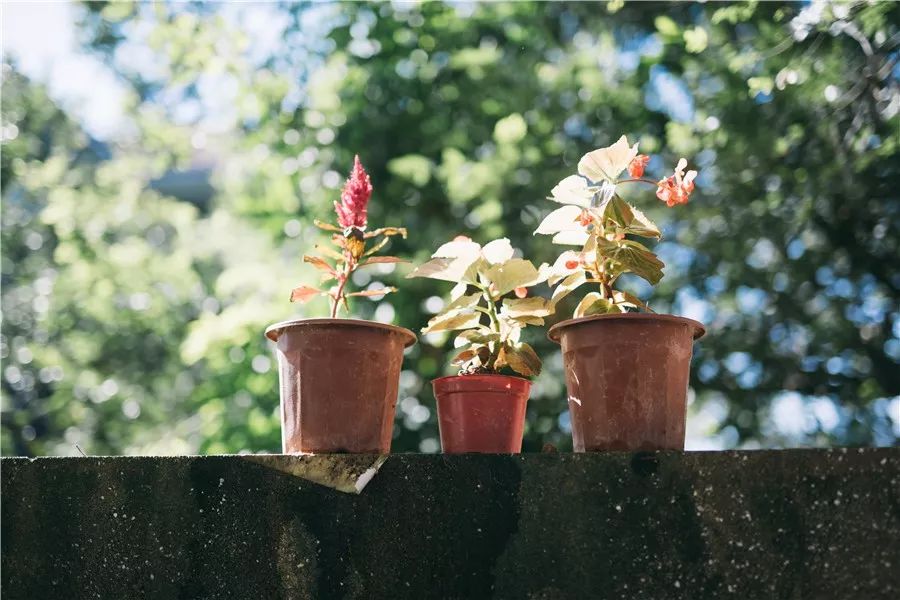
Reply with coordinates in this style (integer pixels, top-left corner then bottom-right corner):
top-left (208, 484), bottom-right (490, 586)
top-left (535, 136), bottom-right (698, 317)
top-left (407, 237), bottom-right (550, 376)
top-left (290, 155), bottom-right (406, 317)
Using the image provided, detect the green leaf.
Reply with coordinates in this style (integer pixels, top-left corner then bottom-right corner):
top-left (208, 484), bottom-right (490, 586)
top-left (603, 195), bottom-right (634, 227)
top-left (596, 239), bottom-right (665, 285)
top-left (504, 342), bottom-right (542, 377)
top-left (623, 205), bottom-right (661, 238)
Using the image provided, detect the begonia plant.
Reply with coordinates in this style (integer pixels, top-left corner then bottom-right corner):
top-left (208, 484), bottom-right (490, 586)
top-left (535, 136), bottom-right (698, 317)
top-left (407, 237), bottom-right (550, 377)
top-left (290, 156), bottom-right (406, 317)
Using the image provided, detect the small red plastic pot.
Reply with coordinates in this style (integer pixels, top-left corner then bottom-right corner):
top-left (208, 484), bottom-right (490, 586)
top-left (432, 374), bottom-right (531, 454)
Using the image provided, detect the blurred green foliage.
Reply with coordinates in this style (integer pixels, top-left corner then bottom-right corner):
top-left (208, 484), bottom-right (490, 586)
top-left (2, 1), bottom-right (898, 455)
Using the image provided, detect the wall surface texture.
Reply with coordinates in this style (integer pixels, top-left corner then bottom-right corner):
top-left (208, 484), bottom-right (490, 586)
top-left (2, 450), bottom-right (899, 599)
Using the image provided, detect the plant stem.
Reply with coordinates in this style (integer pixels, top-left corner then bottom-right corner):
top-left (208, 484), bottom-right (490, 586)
top-left (478, 284), bottom-right (502, 371)
top-left (618, 177), bottom-right (659, 186)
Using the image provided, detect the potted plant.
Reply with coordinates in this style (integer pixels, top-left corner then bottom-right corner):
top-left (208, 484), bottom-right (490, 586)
top-left (407, 237), bottom-right (550, 453)
top-left (536, 136), bottom-right (706, 452)
top-left (265, 156), bottom-right (416, 454)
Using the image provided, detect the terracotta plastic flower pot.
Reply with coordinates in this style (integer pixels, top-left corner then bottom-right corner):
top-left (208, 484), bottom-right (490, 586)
top-left (548, 313), bottom-right (705, 452)
top-left (265, 318), bottom-right (416, 454)
top-left (432, 374), bottom-right (531, 453)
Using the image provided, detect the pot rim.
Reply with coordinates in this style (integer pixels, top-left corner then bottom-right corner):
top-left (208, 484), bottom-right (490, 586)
top-left (265, 317), bottom-right (417, 347)
top-left (547, 312), bottom-right (705, 344)
top-left (432, 373), bottom-right (531, 385)
top-left (432, 373), bottom-right (532, 394)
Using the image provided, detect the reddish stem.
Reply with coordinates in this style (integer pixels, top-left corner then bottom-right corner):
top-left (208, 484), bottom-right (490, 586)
top-left (617, 177), bottom-right (659, 186)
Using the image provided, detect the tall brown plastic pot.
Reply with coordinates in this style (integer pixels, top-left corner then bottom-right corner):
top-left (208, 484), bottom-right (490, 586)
top-left (548, 313), bottom-right (705, 452)
top-left (265, 318), bottom-right (416, 454)
top-left (432, 374), bottom-right (530, 453)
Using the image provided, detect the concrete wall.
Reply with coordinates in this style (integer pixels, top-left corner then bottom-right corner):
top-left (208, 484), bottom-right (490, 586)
top-left (2, 450), bottom-right (898, 599)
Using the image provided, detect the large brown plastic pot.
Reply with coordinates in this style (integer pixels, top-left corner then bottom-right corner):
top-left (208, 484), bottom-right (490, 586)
top-left (265, 318), bottom-right (416, 454)
top-left (548, 313), bottom-right (705, 452)
top-left (432, 374), bottom-right (530, 453)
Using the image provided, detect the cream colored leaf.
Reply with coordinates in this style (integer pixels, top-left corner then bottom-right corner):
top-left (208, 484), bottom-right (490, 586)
top-left (577, 135), bottom-right (638, 183)
top-left (534, 205), bottom-right (584, 235)
top-left (552, 230), bottom-right (590, 246)
top-left (481, 238), bottom-right (514, 264)
top-left (549, 175), bottom-right (594, 208)
top-left (485, 259), bottom-right (546, 296)
top-left (502, 296), bottom-right (552, 318)
top-left (421, 309), bottom-right (482, 334)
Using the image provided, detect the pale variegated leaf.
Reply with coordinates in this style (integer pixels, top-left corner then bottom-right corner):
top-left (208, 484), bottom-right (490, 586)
top-left (513, 315), bottom-right (545, 326)
top-left (454, 329), bottom-right (499, 348)
top-left (421, 309), bottom-right (482, 334)
top-left (481, 238), bottom-right (514, 264)
top-left (612, 290), bottom-right (653, 312)
top-left (548, 271), bottom-right (587, 310)
top-left (549, 175), bottom-right (594, 207)
top-left (432, 238), bottom-right (482, 259)
top-left (502, 296), bottom-right (552, 318)
top-left (577, 135), bottom-right (638, 183)
top-left (534, 205), bottom-right (584, 235)
top-left (450, 281), bottom-right (469, 300)
top-left (346, 286), bottom-right (397, 298)
top-left (443, 292), bottom-right (482, 313)
top-left (485, 259), bottom-right (546, 296)
top-left (573, 292), bottom-right (603, 318)
top-left (406, 256), bottom-right (479, 283)
top-left (552, 230), bottom-right (590, 246)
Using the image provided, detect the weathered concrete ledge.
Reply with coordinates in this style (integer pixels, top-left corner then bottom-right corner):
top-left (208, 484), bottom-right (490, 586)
top-left (2, 450), bottom-right (899, 599)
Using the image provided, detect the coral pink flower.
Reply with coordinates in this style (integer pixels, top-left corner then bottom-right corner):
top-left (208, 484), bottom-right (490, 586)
top-left (656, 159), bottom-right (697, 207)
top-left (334, 155), bottom-right (372, 229)
top-left (628, 154), bottom-right (650, 178)
top-left (514, 287), bottom-right (528, 299)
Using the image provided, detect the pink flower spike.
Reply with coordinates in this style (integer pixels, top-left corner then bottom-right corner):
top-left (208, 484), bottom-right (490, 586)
top-left (334, 155), bottom-right (372, 229)
top-left (628, 154), bottom-right (650, 178)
